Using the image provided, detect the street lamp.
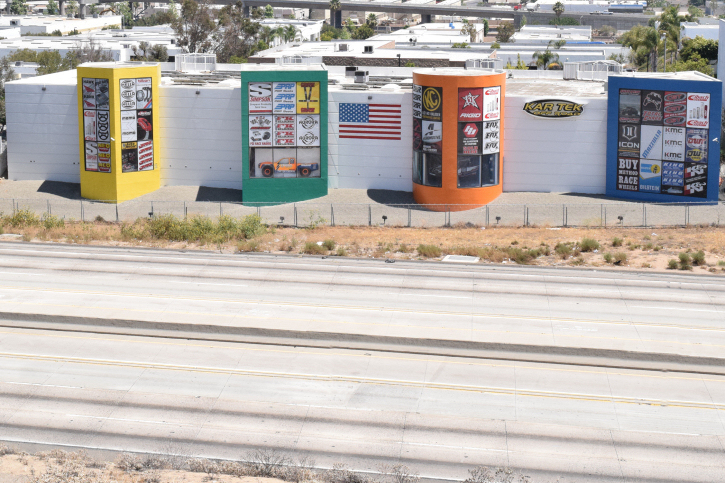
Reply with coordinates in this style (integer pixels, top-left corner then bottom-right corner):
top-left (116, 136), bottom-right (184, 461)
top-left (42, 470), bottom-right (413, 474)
top-left (661, 33), bottom-right (667, 72)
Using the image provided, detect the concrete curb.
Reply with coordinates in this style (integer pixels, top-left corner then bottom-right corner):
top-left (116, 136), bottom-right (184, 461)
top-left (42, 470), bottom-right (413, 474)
top-left (2, 311), bottom-right (725, 376)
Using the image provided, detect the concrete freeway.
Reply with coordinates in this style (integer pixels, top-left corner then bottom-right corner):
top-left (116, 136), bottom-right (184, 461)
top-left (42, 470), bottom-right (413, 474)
top-left (1, 242), bottom-right (725, 481)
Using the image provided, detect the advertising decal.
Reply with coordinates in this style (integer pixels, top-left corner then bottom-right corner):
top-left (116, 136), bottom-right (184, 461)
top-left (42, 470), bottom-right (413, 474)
top-left (522, 99), bottom-right (584, 118)
top-left (617, 157), bottom-right (639, 191)
top-left (296, 82), bottom-right (319, 114)
top-left (249, 115), bottom-right (273, 147)
top-left (422, 120), bottom-right (442, 154)
top-left (422, 86), bottom-right (442, 121)
top-left (119, 77), bottom-right (155, 172)
top-left (82, 78), bottom-right (110, 172)
top-left (413, 85), bottom-right (422, 119)
top-left (250, 83), bottom-right (273, 113)
top-left (483, 86), bottom-right (500, 121)
top-left (686, 93), bottom-right (710, 128)
top-left (296, 115), bottom-right (320, 147)
top-left (614, 86), bottom-right (711, 198)
top-left (458, 88), bottom-right (482, 122)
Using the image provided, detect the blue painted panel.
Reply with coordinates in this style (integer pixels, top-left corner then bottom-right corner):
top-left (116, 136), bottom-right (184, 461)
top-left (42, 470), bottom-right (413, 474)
top-left (606, 74), bottom-right (722, 203)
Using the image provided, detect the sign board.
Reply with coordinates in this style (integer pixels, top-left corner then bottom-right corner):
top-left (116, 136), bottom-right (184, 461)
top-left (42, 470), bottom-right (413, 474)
top-left (523, 99), bottom-right (584, 118)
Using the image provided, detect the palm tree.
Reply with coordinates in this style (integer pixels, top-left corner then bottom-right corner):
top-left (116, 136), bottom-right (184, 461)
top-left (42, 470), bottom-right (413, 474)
top-left (284, 24), bottom-right (298, 42)
top-left (258, 26), bottom-right (278, 46)
top-left (367, 13), bottom-right (377, 26)
top-left (532, 48), bottom-right (559, 70)
top-left (620, 25), bottom-right (658, 71)
top-left (329, 0), bottom-right (341, 28)
top-left (548, 39), bottom-right (566, 49)
top-left (552, 1), bottom-right (564, 19)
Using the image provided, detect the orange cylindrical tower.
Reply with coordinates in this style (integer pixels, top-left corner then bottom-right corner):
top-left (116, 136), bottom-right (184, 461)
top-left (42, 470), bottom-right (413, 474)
top-left (412, 69), bottom-right (506, 211)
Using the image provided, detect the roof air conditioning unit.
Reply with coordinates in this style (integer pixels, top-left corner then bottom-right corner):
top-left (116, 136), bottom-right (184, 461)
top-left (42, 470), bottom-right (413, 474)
top-left (345, 66), bottom-right (357, 77)
top-left (338, 43), bottom-right (348, 51)
top-left (354, 70), bottom-right (369, 83)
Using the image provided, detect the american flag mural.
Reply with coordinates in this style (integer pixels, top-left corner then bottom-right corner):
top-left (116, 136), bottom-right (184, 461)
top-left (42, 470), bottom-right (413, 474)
top-left (339, 103), bottom-right (402, 140)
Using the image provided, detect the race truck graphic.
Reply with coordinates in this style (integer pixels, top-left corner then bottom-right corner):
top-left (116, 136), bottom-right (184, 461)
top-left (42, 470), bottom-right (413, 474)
top-left (259, 157), bottom-right (318, 177)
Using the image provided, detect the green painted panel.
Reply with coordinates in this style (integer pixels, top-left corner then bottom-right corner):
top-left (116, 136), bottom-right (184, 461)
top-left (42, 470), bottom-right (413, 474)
top-left (242, 69), bottom-right (328, 205)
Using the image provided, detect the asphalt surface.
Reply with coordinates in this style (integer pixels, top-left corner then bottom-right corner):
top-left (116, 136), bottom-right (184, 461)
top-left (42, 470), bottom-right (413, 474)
top-left (0, 180), bottom-right (724, 227)
top-left (1, 243), bottom-right (725, 482)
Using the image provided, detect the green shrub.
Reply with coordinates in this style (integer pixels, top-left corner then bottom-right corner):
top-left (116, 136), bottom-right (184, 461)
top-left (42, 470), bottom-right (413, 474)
top-left (7, 209), bottom-right (40, 227)
top-left (41, 213), bottom-right (64, 229)
top-left (678, 252), bottom-right (692, 270)
top-left (579, 238), bottom-right (600, 252)
top-left (603, 253), bottom-right (613, 264)
top-left (417, 244), bottom-right (442, 258)
top-left (692, 250), bottom-right (706, 266)
top-left (322, 239), bottom-right (336, 250)
top-left (303, 242), bottom-right (326, 255)
top-left (718, 260), bottom-right (725, 267)
top-left (613, 252), bottom-right (627, 265)
top-left (554, 242), bottom-right (572, 258)
top-left (612, 237), bottom-right (623, 247)
top-left (397, 244), bottom-right (412, 253)
top-left (239, 214), bottom-right (267, 239)
top-left (668, 259), bottom-right (679, 270)
top-left (336, 247), bottom-right (348, 257)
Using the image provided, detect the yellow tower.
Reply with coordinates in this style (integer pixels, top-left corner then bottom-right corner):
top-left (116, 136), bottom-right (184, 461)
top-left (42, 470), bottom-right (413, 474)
top-left (77, 62), bottom-right (161, 202)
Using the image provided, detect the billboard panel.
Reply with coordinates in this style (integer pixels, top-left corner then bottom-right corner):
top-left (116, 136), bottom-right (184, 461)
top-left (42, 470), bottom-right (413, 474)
top-left (458, 88), bottom-right (483, 122)
top-left (296, 82), bottom-right (319, 114)
top-left (250, 82), bottom-right (273, 113)
top-left (686, 93), bottom-right (710, 128)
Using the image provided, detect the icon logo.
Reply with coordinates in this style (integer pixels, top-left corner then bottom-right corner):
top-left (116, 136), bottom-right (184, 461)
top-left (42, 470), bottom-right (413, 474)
top-left (622, 125), bottom-right (637, 140)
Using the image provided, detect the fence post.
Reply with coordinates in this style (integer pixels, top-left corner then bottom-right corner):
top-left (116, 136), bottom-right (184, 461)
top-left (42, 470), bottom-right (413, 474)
top-left (184, 201), bottom-right (187, 219)
top-left (368, 204), bottom-right (372, 227)
top-left (257, 206), bottom-right (261, 218)
top-left (562, 204), bottom-right (565, 226)
top-left (46, 200), bottom-right (50, 216)
top-left (600, 204), bottom-right (603, 227)
top-left (331, 204), bottom-right (335, 227)
top-left (565, 207), bottom-right (568, 227)
top-left (220, 202), bottom-right (222, 218)
top-left (524, 205), bottom-right (527, 227)
top-left (643, 204), bottom-right (647, 227)
top-left (642, 203), bottom-right (645, 227)
top-left (408, 208), bottom-right (411, 228)
top-left (294, 204), bottom-right (298, 228)
top-left (486, 205), bottom-right (489, 226)
top-left (604, 206), bottom-right (607, 226)
top-left (80, 200), bottom-right (84, 222)
top-left (116, 204), bottom-right (119, 223)
top-left (12, 199), bottom-right (14, 216)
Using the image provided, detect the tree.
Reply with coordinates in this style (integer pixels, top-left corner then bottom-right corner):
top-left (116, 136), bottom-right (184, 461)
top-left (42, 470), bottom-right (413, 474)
top-left (552, 1), bottom-right (564, 18)
top-left (505, 54), bottom-right (528, 69)
top-left (680, 35), bottom-right (718, 62)
top-left (171, 0), bottom-right (217, 53)
top-left (258, 26), bottom-right (278, 46)
top-left (264, 4), bottom-right (274, 18)
top-left (212, 1), bottom-right (264, 62)
top-left (532, 47), bottom-right (559, 69)
top-left (496, 22), bottom-right (515, 43)
top-left (367, 13), bottom-right (377, 26)
top-left (110, 2), bottom-right (132, 26)
top-left (482, 18), bottom-right (489, 36)
top-left (404, 61), bottom-right (415, 67)
top-left (351, 23), bottom-right (374, 39)
top-left (132, 41), bottom-right (169, 61)
top-left (599, 25), bottom-right (616, 37)
top-left (10, 0), bottom-right (28, 15)
top-left (668, 52), bottom-right (713, 75)
top-left (548, 39), bottom-right (566, 49)
top-left (66, 0), bottom-right (77, 16)
top-left (451, 42), bottom-right (470, 48)
top-left (620, 24), bottom-right (658, 70)
top-left (461, 19), bottom-right (477, 42)
top-left (491, 41), bottom-right (501, 48)
top-left (46, 0), bottom-right (59, 15)
top-left (688, 5), bottom-right (704, 16)
top-left (0, 57), bottom-right (15, 134)
top-left (329, 0), bottom-right (341, 26)
top-left (63, 40), bottom-right (114, 69)
top-left (283, 24), bottom-right (298, 42)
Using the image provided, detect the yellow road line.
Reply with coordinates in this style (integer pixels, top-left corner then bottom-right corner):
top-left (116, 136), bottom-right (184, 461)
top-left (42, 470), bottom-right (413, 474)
top-left (0, 351), bottom-right (721, 412)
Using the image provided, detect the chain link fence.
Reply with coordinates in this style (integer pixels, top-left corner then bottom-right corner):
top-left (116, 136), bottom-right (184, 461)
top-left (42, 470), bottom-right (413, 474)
top-left (1, 198), bottom-right (724, 228)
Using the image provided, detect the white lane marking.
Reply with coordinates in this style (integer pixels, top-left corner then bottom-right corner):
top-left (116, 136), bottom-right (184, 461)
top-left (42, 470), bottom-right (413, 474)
top-left (166, 281), bottom-right (248, 287)
top-left (0, 271), bottom-right (42, 276)
top-left (67, 414), bottom-right (184, 426)
top-left (4, 381), bottom-right (82, 389)
top-left (403, 441), bottom-right (507, 452)
top-left (631, 306), bottom-right (723, 313)
top-left (401, 293), bottom-right (470, 299)
top-left (627, 429), bottom-right (702, 436)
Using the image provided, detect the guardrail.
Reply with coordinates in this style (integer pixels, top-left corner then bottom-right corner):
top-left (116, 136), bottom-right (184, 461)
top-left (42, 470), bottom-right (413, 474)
top-left (1, 198), bottom-right (723, 228)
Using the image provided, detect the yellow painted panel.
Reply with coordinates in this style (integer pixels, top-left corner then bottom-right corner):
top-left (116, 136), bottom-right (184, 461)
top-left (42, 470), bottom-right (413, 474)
top-left (77, 63), bottom-right (161, 203)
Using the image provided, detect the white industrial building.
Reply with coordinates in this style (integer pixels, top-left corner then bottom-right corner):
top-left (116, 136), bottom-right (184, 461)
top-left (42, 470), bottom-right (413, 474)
top-left (6, 63), bottom-right (609, 194)
top-left (0, 14), bottom-right (123, 35)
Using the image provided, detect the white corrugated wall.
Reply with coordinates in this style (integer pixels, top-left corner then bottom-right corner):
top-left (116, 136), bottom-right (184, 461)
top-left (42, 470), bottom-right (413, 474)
top-left (159, 83), bottom-right (243, 190)
top-left (328, 89), bottom-right (413, 191)
top-left (6, 81), bottom-right (81, 183)
top-left (503, 96), bottom-right (608, 194)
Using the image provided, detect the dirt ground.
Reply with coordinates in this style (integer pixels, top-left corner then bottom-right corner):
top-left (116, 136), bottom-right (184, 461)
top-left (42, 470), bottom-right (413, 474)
top-left (3, 223), bottom-right (725, 274)
top-left (0, 450), bottom-right (295, 483)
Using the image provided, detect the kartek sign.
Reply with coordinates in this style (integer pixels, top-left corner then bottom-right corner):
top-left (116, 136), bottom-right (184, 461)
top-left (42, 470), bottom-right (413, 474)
top-left (523, 99), bottom-right (584, 118)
